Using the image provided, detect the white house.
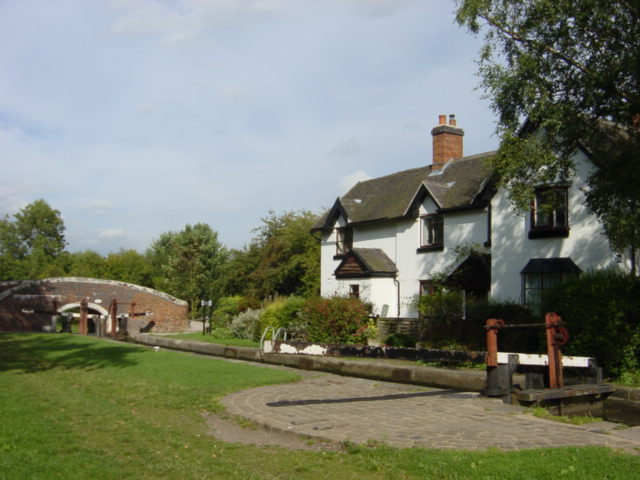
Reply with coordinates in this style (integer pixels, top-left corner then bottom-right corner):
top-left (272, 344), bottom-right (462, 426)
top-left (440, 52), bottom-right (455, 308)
top-left (312, 114), bottom-right (625, 319)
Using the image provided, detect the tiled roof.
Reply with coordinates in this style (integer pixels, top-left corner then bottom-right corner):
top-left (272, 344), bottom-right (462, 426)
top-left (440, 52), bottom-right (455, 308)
top-left (312, 151), bottom-right (496, 231)
top-left (352, 248), bottom-right (397, 274)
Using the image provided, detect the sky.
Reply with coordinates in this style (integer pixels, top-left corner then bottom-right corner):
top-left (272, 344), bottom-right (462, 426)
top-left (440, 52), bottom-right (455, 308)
top-left (0, 0), bottom-right (498, 255)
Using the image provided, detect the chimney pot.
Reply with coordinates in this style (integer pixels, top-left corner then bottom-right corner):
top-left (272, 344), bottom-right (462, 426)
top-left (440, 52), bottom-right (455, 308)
top-left (438, 114), bottom-right (446, 125)
top-left (449, 114), bottom-right (456, 126)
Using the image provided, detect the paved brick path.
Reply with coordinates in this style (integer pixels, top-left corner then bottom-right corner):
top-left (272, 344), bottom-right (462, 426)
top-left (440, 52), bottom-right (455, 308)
top-left (222, 370), bottom-right (640, 452)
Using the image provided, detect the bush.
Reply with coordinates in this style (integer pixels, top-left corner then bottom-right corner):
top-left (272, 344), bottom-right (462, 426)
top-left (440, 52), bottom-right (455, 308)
top-left (301, 296), bottom-right (371, 344)
top-left (211, 296), bottom-right (243, 327)
top-left (230, 309), bottom-right (262, 341)
top-left (209, 326), bottom-right (234, 339)
top-left (417, 291), bottom-right (538, 352)
top-left (259, 296), bottom-right (307, 336)
top-left (383, 333), bottom-right (415, 348)
top-left (545, 270), bottom-right (640, 377)
top-left (466, 299), bottom-right (540, 352)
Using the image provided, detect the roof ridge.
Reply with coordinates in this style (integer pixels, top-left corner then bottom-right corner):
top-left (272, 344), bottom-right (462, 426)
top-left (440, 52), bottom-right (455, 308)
top-left (348, 165), bottom-right (428, 188)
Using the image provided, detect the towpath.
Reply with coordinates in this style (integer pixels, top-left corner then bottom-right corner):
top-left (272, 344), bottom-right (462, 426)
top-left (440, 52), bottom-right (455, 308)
top-left (222, 369), bottom-right (640, 452)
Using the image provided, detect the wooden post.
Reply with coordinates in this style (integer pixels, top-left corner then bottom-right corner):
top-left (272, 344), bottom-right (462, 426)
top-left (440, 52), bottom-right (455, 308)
top-left (110, 299), bottom-right (118, 337)
top-left (79, 298), bottom-right (88, 335)
top-left (485, 318), bottom-right (503, 367)
top-left (545, 312), bottom-right (564, 389)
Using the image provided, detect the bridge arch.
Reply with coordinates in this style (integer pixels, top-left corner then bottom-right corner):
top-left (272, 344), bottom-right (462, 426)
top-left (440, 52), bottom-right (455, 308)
top-left (0, 277), bottom-right (188, 334)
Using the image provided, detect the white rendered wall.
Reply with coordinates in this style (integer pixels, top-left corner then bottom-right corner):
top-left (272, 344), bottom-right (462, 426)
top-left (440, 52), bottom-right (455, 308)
top-left (490, 151), bottom-right (624, 302)
top-left (394, 198), bottom-right (488, 317)
top-left (319, 199), bottom-right (488, 318)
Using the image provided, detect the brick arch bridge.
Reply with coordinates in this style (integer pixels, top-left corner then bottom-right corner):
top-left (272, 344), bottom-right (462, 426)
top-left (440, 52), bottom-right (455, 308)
top-left (0, 277), bottom-right (188, 334)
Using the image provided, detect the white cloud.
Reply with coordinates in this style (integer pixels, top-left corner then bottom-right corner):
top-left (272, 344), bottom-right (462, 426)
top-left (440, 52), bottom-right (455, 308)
top-left (337, 0), bottom-right (419, 18)
top-left (339, 170), bottom-right (371, 194)
top-left (221, 85), bottom-right (250, 98)
top-left (98, 228), bottom-right (125, 238)
top-left (85, 200), bottom-right (114, 216)
top-left (135, 102), bottom-right (157, 112)
top-left (327, 138), bottom-right (362, 157)
top-left (110, 0), bottom-right (284, 42)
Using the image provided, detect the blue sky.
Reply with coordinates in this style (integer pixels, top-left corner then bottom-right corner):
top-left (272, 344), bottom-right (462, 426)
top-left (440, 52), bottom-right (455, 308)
top-left (0, 0), bottom-right (497, 254)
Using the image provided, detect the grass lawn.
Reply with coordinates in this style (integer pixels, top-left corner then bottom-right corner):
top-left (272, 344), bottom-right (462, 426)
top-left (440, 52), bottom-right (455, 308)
top-left (1, 333), bottom-right (638, 480)
top-left (159, 332), bottom-right (260, 348)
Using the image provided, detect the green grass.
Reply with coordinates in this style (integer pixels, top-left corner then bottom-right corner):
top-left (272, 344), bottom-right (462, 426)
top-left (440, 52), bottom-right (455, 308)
top-left (528, 406), bottom-right (604, 425)
top-left (159, 332), bottom-right (259, 348)
top-left (1, 333), bottom-right (639, 480)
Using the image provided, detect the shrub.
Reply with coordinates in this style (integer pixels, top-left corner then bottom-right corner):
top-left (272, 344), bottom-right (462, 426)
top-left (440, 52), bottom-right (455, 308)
top-left (230, 309), bottom-right (262, 340)
top-left (465, 299), bottom-right (540, 352)
top-left (258, 296), bottom-right (307, 337)
top-left (417, 291), bottom-right (538, 352)
top-left (301, 296), bottom-right (371, 344)
top-left (211, 296), bottom-right (243, 327)
top-left (383, 333), bottom-right (415, 348)
top-left (209, 326), bottom-right (234, 339)
top-left (545, 270), bottom-right (640, 377)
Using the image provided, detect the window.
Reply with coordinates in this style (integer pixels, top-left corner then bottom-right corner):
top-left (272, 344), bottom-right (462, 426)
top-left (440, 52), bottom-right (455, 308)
top-left (523, 272), bottom-right (564, 318)
top-left (530, 187), bottom-right (569, 238)
top-left (419, 280), bottom-right (437, 297)
top-left (349, 284), bottom-right (360, 299)
top-left (335, 227), bottom-right (353, 256)
top-left (418, 214), bottom-right (444, 251)
top-left (521, 258), bottom-right (581, 317)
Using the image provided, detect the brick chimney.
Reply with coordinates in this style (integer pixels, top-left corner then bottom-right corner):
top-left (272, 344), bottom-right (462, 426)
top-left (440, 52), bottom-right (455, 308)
top-left (431, 114), bottom-right (464, 167)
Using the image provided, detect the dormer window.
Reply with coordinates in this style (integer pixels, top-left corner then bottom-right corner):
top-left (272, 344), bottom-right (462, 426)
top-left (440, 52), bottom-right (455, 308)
top-left (418, 214), bottom-right (444, 252)
top-left (335, 227), bottom-right (353, 256)
top-left (529, 187), bottom-right (569, 239)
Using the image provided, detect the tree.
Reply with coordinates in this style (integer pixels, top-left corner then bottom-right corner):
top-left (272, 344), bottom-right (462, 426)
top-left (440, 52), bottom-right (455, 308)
top-left (147, 223), bottom-right (228, 316)
top-left (217, 211), bottom-right (321, 301)
top-left (67, 250), bottom-right (107, 279)
top-left (249, 211), bottom-right (320, 298)
top-left (104, 249), bottom-right (153, 286)
top-left (456, 0), bottom-right (640, 274)
top-left (0, 199), bottom-right (67, 279)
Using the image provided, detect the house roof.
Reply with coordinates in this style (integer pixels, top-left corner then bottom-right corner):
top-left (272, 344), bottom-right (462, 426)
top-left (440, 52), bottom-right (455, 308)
top-left (334, 248), bottom-right (397, 278)
top-left (520, 257), bottom-right (582, 274)
top-left (312, 150), bottom-right (496, 231)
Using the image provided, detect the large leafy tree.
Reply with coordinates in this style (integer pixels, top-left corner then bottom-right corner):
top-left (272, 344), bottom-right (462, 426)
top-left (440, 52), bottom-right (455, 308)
top-left (104, 249), bottom-right (153, 287)
top-left (456, 0), bottom-right (640, 274)
top-left (0, 199), bottom-right (67, 279)
top-left (218, 211), bottom-right (321, 300)
top-left (67, 250), bottom-right (107, 279)
top-left (249, 210), bottom-right (320, 298)
top-left (147, 223), bottom-right (228, 315)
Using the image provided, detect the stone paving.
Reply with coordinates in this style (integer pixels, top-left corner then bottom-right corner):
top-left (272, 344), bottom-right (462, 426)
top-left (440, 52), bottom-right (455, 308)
top-left (222, 370), bottom-right (640, 452)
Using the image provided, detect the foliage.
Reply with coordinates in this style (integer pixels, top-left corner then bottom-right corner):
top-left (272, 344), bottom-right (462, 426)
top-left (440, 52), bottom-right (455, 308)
top-left (229, 309), bottom-right (262, 341)
top-left (301, 296), bottom-right (371, 344)
top-left (383, 333), bottom-right (415, 348)
top-left (146, 223), bottom-right (228, 316)
top-left (67, 250), bottom-right (106, 278)
top-left (528, 406), bottom-right (603, 426)
top-left (417, 289), bottom-right (538, 352)
top-left (210, 296), bottom-right (243, 327)
top-left (219, 211), bottom-right (320, 299)
top-left (545, 270), bottom-right (640, 376)
top-left (103, 249), bottom-right (153, 286)
top-left (0, 199), bottom-right (67, 280)
top-left (456, 0), bottom-right (640, 274)
top-left (259, 296), bottom-right (307, 335)
top-left (209, 326), bottom-right (234, 340)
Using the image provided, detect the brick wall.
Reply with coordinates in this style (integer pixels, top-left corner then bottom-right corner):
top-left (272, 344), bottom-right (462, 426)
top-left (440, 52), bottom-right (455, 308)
top-left (431, 114), bottom-right (464, 166)
top-left (0, 278), bottom-right (188, 333)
